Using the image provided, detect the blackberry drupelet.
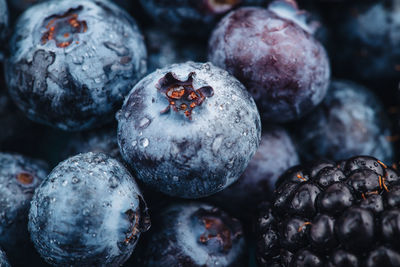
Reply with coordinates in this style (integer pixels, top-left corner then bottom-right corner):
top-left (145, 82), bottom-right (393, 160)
top-left (256, 156), bottom-right (400, 267)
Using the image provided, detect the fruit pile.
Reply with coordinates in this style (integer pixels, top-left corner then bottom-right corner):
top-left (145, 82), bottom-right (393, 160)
top-left (0, 0), bottom-right (399, 266)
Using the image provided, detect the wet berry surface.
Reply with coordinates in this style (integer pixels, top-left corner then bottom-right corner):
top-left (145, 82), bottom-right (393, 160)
top-left (0, 0), bottom-right (399, 266)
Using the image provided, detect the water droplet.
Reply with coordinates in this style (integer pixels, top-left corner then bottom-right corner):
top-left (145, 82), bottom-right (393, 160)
top-left (50, 197), bottom-right (56, 203)
top-left (83, 209), bottom-right (89, 216)
top-left (62, 180), bottom-right (68, 186)
top-left (212, 135), bottom-right (224, 155)
top-left (226, 158), bottom-right (235, 169)
top-left (173, 176), bottom-right (179, 182)
top-left (131, 140), bottom-right (137, 147)
top-left (234, 115), bottom-right (241, 123)
top-left (82, 64), bottom-right (88, 71)
top-left (72, 56), bottom-right (84, 65)
top-left (72, 177), bottom-right (79, 184)
top-left (139, 117), bottom-right (151, 129)
top-left (124, 112), bottom-right (130, 119)
top-left (202, 63), bottom-right (211, 70)
top-left (231, 94), bottom-right (238, 101)
top-left (109, 176), bottom-right (119, 189)
top-left (94, 77), bottom-right (102, 84)
top-left (140, 138), bottom-right (149, 148)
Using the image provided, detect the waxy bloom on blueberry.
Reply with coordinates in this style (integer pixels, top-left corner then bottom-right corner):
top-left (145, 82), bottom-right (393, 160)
top-left (5, 0), bottom-right (147, 131)
top-left (117, 62), bottom-right (261, 198)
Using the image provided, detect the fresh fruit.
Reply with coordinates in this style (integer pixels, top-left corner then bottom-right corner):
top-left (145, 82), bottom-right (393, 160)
top-left (256, 156), bottom-right (400, 266)
top-left (117, 61), bottom-right (261, 198)
top-left (5, 0), bottom-right (147, 131)
top-left (0, 153), bottom-right (49, 265)
top-left (137, 202), bottom-right (247, 267)
top-left (333, 1), bottom-right (400, 88)
top-left (208, 1), bottom-right (331, 123)
top-left (295, 80), bottom-right (394, 164)
top-left (28, 152), bottom-right (150, 266)
top-left (207, 125), bottom-right (299, 219)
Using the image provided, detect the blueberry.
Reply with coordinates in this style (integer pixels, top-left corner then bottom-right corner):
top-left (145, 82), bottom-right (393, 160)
top-left (28, 152), bottom-right (150, 266)
top-left (333, 1), bottom-right (400, 88)
top-left (139, 0), bottom-right (241, 36)
top-left (208, 1), bottom-right (331, 123)
top-left (295, 80), bottom-right (394, 163)
top-left (145, 27), bottom-right (207, 73)
top-left (0, 248), bottom-right (10, 267)
top-left (137, 202), bottom-right (247, 267)
top-left (5, 0), bottom-right (147, 131)
top-left (0, 153), bottom-right (49, 266)
top-left (117, 62), bottom-right (261, 198)
top-left (206, 125), bottom-right (299, 220)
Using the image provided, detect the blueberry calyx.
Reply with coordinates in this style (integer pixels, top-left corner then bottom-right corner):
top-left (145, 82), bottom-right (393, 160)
top-left (41, 7), bottom-right (87, 48)
top-left (194, 207), bottom-right (243, 254)
top-left (156, 72), bottom-right (214, 120)
top-left (124, 196), bottom-right (151, 245)
top-left (16, 172), bottom-right (34, 185)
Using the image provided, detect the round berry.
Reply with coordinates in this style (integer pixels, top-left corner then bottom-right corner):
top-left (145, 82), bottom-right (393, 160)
top-left (28, 152), bottom-right (150, 266)
top-left (0, 153), bottom-right (49, 265)
top-left (208, 2), bottom-right (330, 123)
top-left (137, 202), bottom-right (247, 267)
top-left (117, 62), bottom-right (261, 198)
top-left (5, 0), bottom-right (147, 131)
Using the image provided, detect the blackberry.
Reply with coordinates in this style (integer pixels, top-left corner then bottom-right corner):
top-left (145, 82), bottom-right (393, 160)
top-left (256, 156), bottom-right (400, 267)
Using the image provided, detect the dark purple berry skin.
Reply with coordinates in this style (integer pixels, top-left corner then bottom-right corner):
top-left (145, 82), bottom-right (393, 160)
top-left (136, 202), bottom-right (247, 267)
top-left (0, 249), bottom-right (10, 267)
top-left (295, 80), bottom-right (394, 164)
top-left (206, 125), bottom-right (299, 219)
top-left (0, 153), bottom-right (49, 266)
top-left (333, 1), bottom-right (400, 88)
top-left (117, 62), bottom-right (261, 199)
top-left (208, 2), bottom-right (330, 123)
top-left (139, 0), bottom-right (241, 36)
top-left (256, 156), bottom-right (400, 267)
top-left (5, 0), bottom-right (147, 131)
top-left (28, 152), bottom-right (150, 267)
